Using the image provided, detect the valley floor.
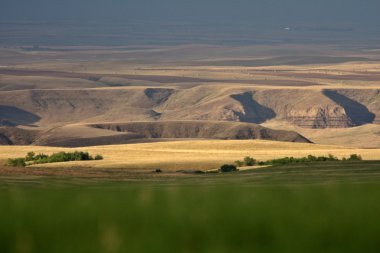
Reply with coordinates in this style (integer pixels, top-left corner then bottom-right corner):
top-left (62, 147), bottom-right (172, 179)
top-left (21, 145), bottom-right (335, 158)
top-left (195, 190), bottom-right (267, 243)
top-left (1, 140), bottom-right (380, 171)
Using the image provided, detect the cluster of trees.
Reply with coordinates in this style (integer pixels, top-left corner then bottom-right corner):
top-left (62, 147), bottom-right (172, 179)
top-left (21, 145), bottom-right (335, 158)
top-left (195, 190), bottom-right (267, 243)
top-left (234, 156), bottom-right (256, 167)
top-left (219, 154), bottom-right (363, 173)
top-left (260, 154), bottom-right (362, 166)
top-left (6, 151), bottom-right (103, 167)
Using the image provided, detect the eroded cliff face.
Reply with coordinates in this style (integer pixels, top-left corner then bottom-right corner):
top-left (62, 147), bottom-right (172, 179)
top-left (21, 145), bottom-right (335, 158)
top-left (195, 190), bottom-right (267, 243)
top-left (251, 89), bottom-right (379, 128)
top-left (285, 107), bottom-right (352, 128)
top-left (0, 87), bottom-right (378, 129)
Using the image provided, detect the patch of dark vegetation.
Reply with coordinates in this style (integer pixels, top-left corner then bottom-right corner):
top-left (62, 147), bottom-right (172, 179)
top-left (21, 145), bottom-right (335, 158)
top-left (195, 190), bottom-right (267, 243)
top-left (235, 156), bottom-right (257, 167)
top-left (270, 154), bottom-right (361, 165)
top-left (5, 158), bottom-right (26, 167)
top-left (220, 164), bottom-right (238, 173)
top-left (6, 151), bottom-right (103, 167)
top-left (177, 170), bottom-right (204, 174)
top-left (234, 154), bottom-right (362, 167)
top-left (214, 154), bottom-right (364, 174)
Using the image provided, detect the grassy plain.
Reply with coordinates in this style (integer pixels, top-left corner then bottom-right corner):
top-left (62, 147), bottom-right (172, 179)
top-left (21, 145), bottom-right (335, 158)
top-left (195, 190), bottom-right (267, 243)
top-left (1, 140), bottom-right (380, 171)
top-left (1, 140), bottom-right (380, 253)
top-left (1, 161), bottom-right (380, 253)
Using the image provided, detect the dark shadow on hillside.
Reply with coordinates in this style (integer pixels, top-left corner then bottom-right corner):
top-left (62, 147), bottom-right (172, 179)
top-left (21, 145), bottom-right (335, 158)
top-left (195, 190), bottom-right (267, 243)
top-left (0, 105), bottom-right (41, 126)
top-left (144, 88), bottom-right (175, 105)
top-left (323, 90), bottom-right (375, 126)
top-left (231, 92), bottom-right (276, 124)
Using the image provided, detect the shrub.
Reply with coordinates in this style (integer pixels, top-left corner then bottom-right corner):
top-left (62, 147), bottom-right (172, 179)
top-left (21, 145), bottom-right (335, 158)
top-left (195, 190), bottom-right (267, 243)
top-left (235, 156), bottom-right (257, 167)
top-left (244, 156), bottom-right (256, 166)
top-left (260, 153), bottom-right (361, 166)
top-left (6, 158), bottom-right (26, 167)
top-left (94, 155), bottom-right (104, 160)
top-left (328, 154), bottom-right (339, 161)
top-left (348, 154), bottom-right (362, 161)
top-left (307, 155), bottom-right (318, 162)
top-left (6, 151), bottom-right (103, 167)
top-left (25, 152), bottom-right (36, 162)
top-left (220, 164), bottom-right (237, 173)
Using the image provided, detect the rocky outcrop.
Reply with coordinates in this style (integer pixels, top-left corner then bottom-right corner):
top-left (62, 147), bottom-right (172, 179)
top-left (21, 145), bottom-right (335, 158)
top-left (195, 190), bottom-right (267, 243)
top-left (253, 89), bottom-right (379, 128)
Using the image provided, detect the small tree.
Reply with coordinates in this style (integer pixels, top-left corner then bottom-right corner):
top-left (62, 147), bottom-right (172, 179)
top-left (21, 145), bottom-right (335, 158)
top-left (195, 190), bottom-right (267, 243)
top-left (94, 155), bottom-right (103, 160)
top-left (6, 158), bottom-right (26, 167)
top-left (307, 155), bottom-right (317, 162)
top-left (328, 154), bottom-right (339, 161)
top-left (244, 156), bottom-right (256, 166)
top-left (220, 164), bottom-right (237, 173)
top-left (235, 160), bottom-right (244, 167)
top-left (25, 152), bottom-right (36, 162)
top-left (348, 154), bottom-right (362, 161)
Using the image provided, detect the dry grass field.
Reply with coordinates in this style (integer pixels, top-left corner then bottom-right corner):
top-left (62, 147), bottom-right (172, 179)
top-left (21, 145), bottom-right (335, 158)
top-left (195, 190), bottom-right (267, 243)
top-left (1, 140), bottom-right (380, 171)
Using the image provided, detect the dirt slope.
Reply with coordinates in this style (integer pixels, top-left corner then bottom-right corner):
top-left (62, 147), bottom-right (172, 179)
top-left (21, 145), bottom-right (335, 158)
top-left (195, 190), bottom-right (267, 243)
top-left (22, 121), bottom-right (310, 147)
top-left (0, 127), bottom-right (39, 145)
top-left (0, 86), bottom-right (378, 129)
top-left (91, 121), bottom-right (310, 142)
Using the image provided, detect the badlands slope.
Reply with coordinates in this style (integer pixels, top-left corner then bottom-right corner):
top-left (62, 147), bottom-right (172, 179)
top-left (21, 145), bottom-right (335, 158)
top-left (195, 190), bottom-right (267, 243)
top-left (0, 45), bottom-right (380, 148)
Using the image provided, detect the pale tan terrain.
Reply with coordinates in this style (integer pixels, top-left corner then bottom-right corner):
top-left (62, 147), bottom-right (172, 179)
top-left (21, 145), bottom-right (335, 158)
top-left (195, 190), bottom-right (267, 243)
top-left (263, 120), bottom-right (380, 148)
top-left (1, 44), bottom-right (380, 148)
top-left (1, 140), bottom-right (379, 171)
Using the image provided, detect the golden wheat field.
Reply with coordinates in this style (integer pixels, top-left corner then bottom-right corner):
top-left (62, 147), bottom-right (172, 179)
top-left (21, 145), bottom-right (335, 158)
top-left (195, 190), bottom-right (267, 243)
top-left (1, 140), bottom-right (380, 171)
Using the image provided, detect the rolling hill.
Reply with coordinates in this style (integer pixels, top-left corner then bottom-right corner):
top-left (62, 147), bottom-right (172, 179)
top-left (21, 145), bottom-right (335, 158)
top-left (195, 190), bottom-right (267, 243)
top-left (0, 85), bottom-right (379, 147)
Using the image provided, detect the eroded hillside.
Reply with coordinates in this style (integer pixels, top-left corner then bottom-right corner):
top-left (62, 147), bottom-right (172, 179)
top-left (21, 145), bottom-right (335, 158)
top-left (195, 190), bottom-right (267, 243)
top-left (0, 86), bottom-right (378, 128)
top-left (1, 44), bottom-right (380, 147)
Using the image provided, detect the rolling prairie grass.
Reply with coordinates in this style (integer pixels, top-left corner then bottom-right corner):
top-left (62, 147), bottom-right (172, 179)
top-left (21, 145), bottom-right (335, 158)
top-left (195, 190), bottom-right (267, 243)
top-left (1, 140), bottom-right (380, 170)
top-left (1, 182), bottom-right (380, 253)
top-left (1, 158), bottom-right (380, 252)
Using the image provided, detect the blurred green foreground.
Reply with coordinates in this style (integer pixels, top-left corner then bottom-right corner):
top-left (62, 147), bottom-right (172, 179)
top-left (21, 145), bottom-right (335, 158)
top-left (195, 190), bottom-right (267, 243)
top-left (1, 161), bottom-right (380, 252)
top-left (1, 183), bottom-right (380, 253)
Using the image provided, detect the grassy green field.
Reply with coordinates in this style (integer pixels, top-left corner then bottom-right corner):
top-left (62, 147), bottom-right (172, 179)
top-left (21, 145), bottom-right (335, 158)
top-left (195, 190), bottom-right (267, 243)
top-left (1, 161), bottom-right (380, 253)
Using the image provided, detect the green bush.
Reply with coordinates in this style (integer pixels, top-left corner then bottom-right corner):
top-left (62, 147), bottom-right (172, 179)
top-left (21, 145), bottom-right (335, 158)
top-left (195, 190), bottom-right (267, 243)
top-left (244, 156), bottom-right (256, 166)
top-left (6, 158), bottom-right (26, 167)
top-left (235, 156), bottom-right (256, 167)
top-left (25, 152), bottom-right (36, 162)
top-left (6, 151), bottom-right (103, 167)
top-left (220, 164), bottom-right (237, 173)
top-left (94, 155), bottom-right (104, 160)
top-left (348, 154), bottom-right (362, 161)
top-left (260, 154), bottom-right (362, 166)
